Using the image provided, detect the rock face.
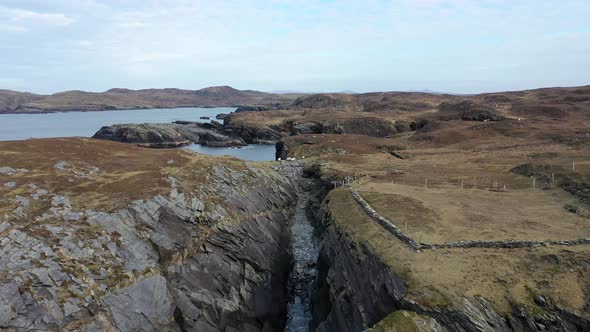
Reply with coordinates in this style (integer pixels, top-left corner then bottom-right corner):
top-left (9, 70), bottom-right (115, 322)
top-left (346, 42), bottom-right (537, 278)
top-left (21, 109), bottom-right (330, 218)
top-left (235, 105), bottom-right (270, 113)
top-left (93, 122), bottom-right (247, 147)
top-left (223, 115), bottom-right (284, 144)
top-left (0, 160), bottom-right (301, 331)
top-left (231, 124), bottom-right (283, 144)
top-left (290, 118), bottom-right (398, 137)
top-left (311, 219), bottom-right (408, 332)
top-left (275, 140), bottom-right (289, 160)
top-left (101, 275), bottom-right (177, 331)
top-left (94, 117), bottom-right (288, 148)
top-left (292, 94), bottom-right (346, 109)
top-left (170, 202), bottom-right (293, 331)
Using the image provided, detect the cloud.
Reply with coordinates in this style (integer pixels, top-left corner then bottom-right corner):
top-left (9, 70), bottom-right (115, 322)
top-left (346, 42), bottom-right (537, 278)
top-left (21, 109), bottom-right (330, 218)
top-left (0, 6), bottom-right (75, 30)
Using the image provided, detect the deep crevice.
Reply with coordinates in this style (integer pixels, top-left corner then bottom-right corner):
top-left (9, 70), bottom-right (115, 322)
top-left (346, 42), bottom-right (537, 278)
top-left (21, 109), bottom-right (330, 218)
top-left (283, 163), bottom-right (334, 332)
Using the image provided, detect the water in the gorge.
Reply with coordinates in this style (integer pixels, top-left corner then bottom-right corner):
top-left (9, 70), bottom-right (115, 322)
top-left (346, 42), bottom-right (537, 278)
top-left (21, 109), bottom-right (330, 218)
top-left (284, 185), bottom-right (320, 332)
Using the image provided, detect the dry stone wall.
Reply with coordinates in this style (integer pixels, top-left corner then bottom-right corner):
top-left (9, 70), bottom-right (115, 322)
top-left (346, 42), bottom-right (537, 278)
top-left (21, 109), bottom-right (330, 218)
top-left (350, 188), bottom-right (590, 251)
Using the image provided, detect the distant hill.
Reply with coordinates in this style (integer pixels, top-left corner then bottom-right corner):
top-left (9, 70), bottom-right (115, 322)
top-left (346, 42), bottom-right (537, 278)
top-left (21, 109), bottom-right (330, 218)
top-left (0, 90), bottom-right (44, 112)
top-left (2, 84), bottom-right (590, 114)
top-left (0, 86), bottom-right (292, 113)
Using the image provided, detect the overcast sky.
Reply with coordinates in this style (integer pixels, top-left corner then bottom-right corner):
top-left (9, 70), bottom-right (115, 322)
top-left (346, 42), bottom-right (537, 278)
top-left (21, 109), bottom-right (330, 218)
top-left (1, 0), bottom-right (589, 94)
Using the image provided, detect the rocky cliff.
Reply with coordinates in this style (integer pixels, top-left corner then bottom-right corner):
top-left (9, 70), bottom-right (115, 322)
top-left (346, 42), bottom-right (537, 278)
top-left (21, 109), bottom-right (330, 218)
top-left (289, 118), bottom-right (400, 137)
top-left (94, 118), bottom-right (285, 148)
top-left (0, 138), bottom-right (303, 331)
top-left (93, 122), bottom-right (248, 147)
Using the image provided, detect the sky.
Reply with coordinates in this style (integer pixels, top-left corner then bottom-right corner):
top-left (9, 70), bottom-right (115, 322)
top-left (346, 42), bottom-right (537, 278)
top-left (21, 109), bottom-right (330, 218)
top-left (0, 0), bottom-right (589, 94)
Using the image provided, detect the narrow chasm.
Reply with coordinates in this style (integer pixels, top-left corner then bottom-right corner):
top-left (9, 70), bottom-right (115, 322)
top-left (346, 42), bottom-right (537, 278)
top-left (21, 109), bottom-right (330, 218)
top-left (282, 163), bottom-right (333, 332)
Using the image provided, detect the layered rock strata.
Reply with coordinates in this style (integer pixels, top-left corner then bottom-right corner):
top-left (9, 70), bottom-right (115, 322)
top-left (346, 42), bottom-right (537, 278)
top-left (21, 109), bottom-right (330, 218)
top-left (0, 159), bottom-right (300, 331)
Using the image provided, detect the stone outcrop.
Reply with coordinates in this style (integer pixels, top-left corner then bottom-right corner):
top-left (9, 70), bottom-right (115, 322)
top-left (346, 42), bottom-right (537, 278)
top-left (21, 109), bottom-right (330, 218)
top-left (231, 124), bottom-right (283, 144)
top-left (275, 140), bottom-right (289, 160)
top-left (234, 105), bottom-right (269, 113)
top-left (222, 115), bottom-right (284, 144)
top-left (291, 94), bottom-right (346, 109)
top-left (93, 122), bottom-right (247, 147)
top-left (438, 101), bottom-right (504, 122)
top-left (290, 118), bottom-right (398, 137)
top-left (0, 161), bottom-right (301, 331)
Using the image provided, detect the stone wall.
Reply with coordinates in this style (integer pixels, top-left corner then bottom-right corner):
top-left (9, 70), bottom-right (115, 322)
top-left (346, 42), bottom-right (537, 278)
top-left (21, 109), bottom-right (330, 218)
top-left (350, 188), bottom-right (590, 251)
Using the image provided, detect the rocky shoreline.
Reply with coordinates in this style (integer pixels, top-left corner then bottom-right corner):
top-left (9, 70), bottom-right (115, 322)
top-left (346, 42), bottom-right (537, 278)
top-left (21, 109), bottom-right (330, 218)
top-left (93, 121), bottom-right (248, 148)
top-left (92, 116), bottom-right (285, 148)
